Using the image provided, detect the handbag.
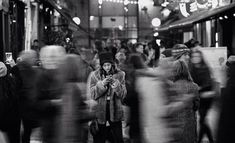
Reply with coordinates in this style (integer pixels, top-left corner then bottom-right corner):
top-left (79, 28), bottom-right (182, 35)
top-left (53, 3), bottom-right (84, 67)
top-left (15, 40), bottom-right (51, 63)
top-left (89, 119), bottom-right (99, 136)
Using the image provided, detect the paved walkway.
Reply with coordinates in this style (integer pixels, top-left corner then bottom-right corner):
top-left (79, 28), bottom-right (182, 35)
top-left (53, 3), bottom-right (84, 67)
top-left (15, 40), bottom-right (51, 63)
top-left (0, 101), bottom-right (220, 143)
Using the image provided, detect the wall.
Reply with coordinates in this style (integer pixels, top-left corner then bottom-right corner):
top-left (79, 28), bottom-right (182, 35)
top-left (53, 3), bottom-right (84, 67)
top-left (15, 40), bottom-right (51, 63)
top-left (138, 0), bottom-right (161, 41)
top-left (69, 0), bottom-right (90, 47)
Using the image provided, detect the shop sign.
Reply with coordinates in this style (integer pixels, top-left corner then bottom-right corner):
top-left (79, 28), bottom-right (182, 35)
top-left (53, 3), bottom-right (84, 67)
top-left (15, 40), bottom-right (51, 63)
top-left (179, 0), bottom-right (221, 17)
top-left (218, 0), bottom-right (231, 6)
top-left (0, 0), bottom-right (9, 12)
top-left (199, 47), bottom-right (227, 85)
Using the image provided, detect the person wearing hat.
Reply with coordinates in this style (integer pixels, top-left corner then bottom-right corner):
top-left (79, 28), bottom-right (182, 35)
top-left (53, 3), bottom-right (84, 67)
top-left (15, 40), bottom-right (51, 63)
top-left (171, 44), bottom-right (191, 64)
top-left (88, 51), bottom-right (127, 143)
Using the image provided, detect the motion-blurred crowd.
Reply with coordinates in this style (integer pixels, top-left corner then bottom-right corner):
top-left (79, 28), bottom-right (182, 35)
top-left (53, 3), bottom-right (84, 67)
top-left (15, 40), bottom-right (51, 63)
top-left (0, 38), bottom-right (235, 143)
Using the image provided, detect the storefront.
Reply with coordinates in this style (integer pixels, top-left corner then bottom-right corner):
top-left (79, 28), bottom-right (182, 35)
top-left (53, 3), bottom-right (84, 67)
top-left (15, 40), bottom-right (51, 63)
top-left (0, 0), bottom-right (9, 62)
top-left (157, 1), bottom-right (235, 55)
top-left (194, 2), bottom-right (235, 55)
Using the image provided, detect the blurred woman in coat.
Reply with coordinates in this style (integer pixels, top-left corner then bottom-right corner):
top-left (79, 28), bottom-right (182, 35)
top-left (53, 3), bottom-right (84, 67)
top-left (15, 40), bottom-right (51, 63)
top-left (11, 50), bottom-right (40, 143)
top-left (189, 50), bottom-right (215, 143)
top-left (58, 54), bottom-right (95, 143)
top-left (36, 45), bottom-right (66, 143)
top-left (166, 60), bottom-right (199, 143)
top-left (129, 54), bottom-right (169, 143)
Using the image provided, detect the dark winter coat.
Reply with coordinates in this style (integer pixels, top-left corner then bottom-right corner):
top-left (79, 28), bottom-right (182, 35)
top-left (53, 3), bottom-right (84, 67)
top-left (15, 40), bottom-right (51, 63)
top-left (123, 69), bottom-right (142, 140)
top-left (217, 63), bottom-right (235, 143)
top-left (58, 82), bottom-right (94, 143)
top-left (35, 69), bottom-right (64, 119)
top-left (12, 62), bottom-right (40, 121)
top-left (88, 69), bottom-right (126, 124)
top-left (190, 64), bottom-right (213, 92)
top-left (0, 72), bottom-right (19, 131)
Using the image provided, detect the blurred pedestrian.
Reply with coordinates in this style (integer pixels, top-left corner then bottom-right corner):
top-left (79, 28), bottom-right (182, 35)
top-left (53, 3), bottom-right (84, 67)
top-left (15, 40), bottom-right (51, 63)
top-left (58, 54), bottom-right (95, 143)
top-left (166, 60), bottom-right (199, 143)
top-left (11, 50), bottom-right (40, 143)
top-left (189, 50), bottom-right (215, 143)
top-left (126, 54), bottom-right (169, 143)
top-left (0, 62), bottom-right (20, 143)
top-left (122, 54), bottom-right (146, 143)
top-left (36, 45), bottom-right (66, 143)
top-left (216, 56), bottom-right (235, 143)
top-left (88, 51), bottom-right (126, 143)
top-left (171, 44), bottom-right (190, 64)
top-left (115, 49), bottom-right (127, 71)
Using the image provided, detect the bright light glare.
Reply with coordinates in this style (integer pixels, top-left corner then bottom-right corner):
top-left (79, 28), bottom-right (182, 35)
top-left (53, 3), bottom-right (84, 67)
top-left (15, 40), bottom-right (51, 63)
top-left (153, 32), bottom-right (159, 37)
top-left (151, 18), bottom-right (161, 27)
top-left (73, 17), bottom-right (81, 25)
top-left (90, 16), bottom-right (94, 21)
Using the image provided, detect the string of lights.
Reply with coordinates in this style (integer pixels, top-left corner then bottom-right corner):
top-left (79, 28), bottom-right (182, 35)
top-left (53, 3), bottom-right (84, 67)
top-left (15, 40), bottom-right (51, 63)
top-left (98, 0), bottom-right (139, 5)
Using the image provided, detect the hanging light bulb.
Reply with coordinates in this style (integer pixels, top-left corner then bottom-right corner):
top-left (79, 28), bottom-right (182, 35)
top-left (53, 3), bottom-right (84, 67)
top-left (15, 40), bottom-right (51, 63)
top-left (124, 0), bottom-right (129, 5)
top-left (153, 32), bottom-right (159, 37)
top-left (118, 25), bottom-right (123, 30)
top-left (151, 18), bottom-right (161, 27)
top-left (73, 17), bottom-right (81, 25)
top-left (98, 0), bottom-right (103, 5)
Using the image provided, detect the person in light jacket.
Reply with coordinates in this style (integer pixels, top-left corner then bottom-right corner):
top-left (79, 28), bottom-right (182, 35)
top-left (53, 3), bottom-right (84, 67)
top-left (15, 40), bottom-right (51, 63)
top-left (88, 51), bottom-right (126, 143)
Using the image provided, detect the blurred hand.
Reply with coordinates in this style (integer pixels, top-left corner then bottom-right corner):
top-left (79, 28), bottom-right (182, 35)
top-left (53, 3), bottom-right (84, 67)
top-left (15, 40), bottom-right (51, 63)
top-left (85, 99), bottom-right (98, 108)
top-left (51, 99), bottom-right (62, 105)
top-left (6, 59), bottom-right (16, 67)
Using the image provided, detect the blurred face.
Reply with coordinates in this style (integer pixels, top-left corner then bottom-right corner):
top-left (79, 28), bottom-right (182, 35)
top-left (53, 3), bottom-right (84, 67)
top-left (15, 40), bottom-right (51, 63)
top-left (191, 52), bottom-right (202, 64)
top-left (40, 46), bottom-right (65, 70)
top-left (179, 52), bottom-right (190, 64)
top-left (136, 45), bottom-right (144, 53)
top-left (33, 41), bottom-right (39, 47)
top-left (41, 54), bottom-right (59, 69)
top-left (119, 48), bottom-right (126, 54)
top-left (102, 62), bottom-right (112, 73)
top-left (116, 52), bottom-right (126, 63)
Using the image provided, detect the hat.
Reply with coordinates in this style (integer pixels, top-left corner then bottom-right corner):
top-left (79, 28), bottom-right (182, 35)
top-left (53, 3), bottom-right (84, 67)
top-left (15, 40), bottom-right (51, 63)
top-left (171, 44), bottom-right (190, 60)
top-left (0, 62), bottom-right (7, 77)
top-left (99, 52), bottom-right (114, 65)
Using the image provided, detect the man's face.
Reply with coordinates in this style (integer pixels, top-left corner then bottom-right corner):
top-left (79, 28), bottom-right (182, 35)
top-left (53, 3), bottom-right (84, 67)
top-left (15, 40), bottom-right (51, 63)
top-left (136, 45), bottom-right (144, 53)
top-left (116, 52), bottom-right (126, 63)
top-left (34, 41), bottom-right (39, 47)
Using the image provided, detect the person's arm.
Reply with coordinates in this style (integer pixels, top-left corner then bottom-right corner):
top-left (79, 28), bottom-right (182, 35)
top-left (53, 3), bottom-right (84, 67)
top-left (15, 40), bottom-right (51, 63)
top-left (89, 72), bottom-right (108, 100)
top-left (112, 71), bottom-right (127, 99)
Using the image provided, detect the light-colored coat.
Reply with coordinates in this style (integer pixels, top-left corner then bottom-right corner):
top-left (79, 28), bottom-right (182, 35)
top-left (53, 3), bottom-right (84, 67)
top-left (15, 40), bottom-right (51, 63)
top-left (89, 69), bottom-right (126, 124)
top-left (136, 69), bottom-right (169, 143)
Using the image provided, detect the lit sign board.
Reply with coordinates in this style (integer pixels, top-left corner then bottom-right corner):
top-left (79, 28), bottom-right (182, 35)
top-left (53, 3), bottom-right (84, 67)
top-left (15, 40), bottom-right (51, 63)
top-left (179, 0), bottom-right (221, 17)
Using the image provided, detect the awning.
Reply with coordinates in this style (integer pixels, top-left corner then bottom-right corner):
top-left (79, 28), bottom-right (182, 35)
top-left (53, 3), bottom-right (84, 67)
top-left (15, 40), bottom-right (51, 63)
top-left (46, 0), bottom-right (89, 34)
top-left (195, 2), bottom-right (235, 22)
top-left (157, 10), bottom-right (208, 32)
top-left (158, 2), bottom-right (235, 32)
